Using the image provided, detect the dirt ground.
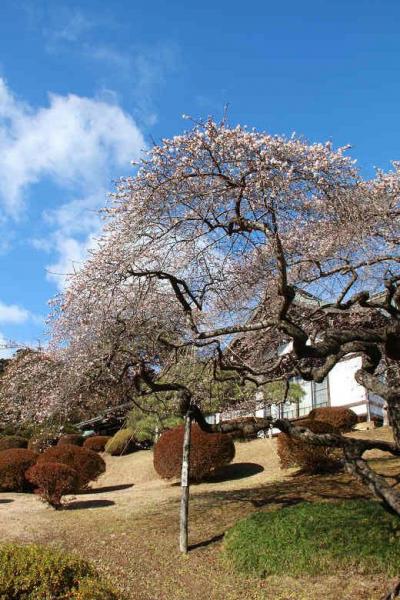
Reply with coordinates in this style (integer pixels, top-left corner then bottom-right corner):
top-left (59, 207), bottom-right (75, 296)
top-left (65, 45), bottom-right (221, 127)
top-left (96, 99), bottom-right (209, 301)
top-left (0, 429), bottom-right (398, 599)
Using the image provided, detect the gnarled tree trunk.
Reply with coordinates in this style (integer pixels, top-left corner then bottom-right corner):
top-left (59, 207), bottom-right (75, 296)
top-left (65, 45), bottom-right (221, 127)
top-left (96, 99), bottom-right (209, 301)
top-left (387, 398), bottom-right (400, 449)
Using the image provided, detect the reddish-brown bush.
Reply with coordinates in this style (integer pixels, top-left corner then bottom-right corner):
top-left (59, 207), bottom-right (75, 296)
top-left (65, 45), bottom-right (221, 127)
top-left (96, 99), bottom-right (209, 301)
top-left (57, 434), bottom-right (84, 447)
top-left (83, 436), bottom-right (111, 452)
top-left (38, 445), bottom-right (105, 488)
top-left (0, 448), bottom-right (38, 491)
top-left (277, 419), bottom-right (342, 474)
top-left (153, 423), bottom-right (235, 482)
top-left (26, 462), bottom-right (79, 508)
top-left (308, 406), bottom-right (357, 432)
top-left (0, 436), bottom-right (28, 451)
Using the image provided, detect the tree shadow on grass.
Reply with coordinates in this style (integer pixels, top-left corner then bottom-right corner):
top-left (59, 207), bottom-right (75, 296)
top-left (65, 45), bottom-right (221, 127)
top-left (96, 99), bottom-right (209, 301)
top-left (66, 499), bottom-right (115, 510)
top-left (189, 533), bottom-right (224, 551)
top-left (80, 483), bottom-right (134, 494)
top-left (193, 471), bottom-right (373, 511)
top-left (205, 462), bottom-right (264, 483)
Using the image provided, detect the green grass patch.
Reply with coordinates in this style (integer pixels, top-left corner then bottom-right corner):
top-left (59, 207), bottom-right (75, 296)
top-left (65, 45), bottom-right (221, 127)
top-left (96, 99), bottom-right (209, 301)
top-left (223, 500), bottom-right (400, 577)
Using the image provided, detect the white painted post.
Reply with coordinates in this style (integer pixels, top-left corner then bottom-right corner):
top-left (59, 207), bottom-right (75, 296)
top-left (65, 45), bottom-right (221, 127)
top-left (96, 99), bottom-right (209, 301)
top-left (180, 411), bottom-right (192, 553)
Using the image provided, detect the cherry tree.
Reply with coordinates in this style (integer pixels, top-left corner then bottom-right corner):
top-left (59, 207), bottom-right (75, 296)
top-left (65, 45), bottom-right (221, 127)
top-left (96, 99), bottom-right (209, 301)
top-left (0, 345), bottom-right (127, 431)
top-left (0, 349), bottom-right (66, 428)
top-left (50, 119), bottom-right (400, 551)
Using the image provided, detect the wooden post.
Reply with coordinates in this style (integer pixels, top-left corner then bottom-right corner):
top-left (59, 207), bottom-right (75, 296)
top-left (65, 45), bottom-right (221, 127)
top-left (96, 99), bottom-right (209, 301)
top-left (180, 410), bottom-right (192, 553)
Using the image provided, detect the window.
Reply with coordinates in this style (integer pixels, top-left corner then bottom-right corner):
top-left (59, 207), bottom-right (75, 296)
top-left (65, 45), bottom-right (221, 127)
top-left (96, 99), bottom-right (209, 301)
top-left (262, 404), bottom-right (272, 418)
top-left (282, 401), bottom-right (298, 420)
top-left (205, 414), bottom-right (216, 425)
top-left (311, 378), bottom-right (329, 408)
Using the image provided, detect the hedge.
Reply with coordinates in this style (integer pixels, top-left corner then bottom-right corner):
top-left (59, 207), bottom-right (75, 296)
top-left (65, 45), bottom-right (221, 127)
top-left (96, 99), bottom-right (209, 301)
top-left (38, 445), bottom-right (105, 489)
top-left (277, 419), bottom-right (342, 474)
top-left (0, 448), bottom-right (38, 492)
top-left (0, 436), bottom-right (28, 451)
top-left (308, 406), bottom-right (357, 432)
top-left (0, 543), bottom-right (123, 599)
top-left (26, 462), bottom-right (79, 508)
top-left (83, 436), bottom-right (111, 453)
top-left (153, 422), bottom-right (235, 482)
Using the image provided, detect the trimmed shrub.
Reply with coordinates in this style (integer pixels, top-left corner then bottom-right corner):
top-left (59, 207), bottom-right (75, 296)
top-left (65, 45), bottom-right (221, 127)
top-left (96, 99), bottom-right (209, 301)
top-left (57, 434), bottom-right (84, 447)
top-left (0, 543), bottom-right (122, 599)
top-left (153, 422), bottom-right (235, 482)
top-left (74, 576), bottom-right (123, 599)
top-left (105, 428), bottom-right (137, 456)
top-left (26, 462), bottom-right (79, 508)
top-left (0, 448), bottom-right (38, 492)
top-left (223, 500), bottom-right (400, 577)
top-left (83, 435), bottom-right (111, 452)
top-left (38, 445), bottom-right (105, 489)
top-left (0, 436), bottom-right (28, 451)
top-left (308, 406), bottom-right (357, 432)
top-left (277, 419), bottom-right (341, 474)
top-left (28, 435), bottom-right (58, 453)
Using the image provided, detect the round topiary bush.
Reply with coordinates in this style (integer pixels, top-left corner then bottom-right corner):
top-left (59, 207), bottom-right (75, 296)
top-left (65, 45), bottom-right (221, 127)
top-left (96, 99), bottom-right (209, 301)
top-left (277, 419), bottom-right (342, 474)
top-left (0, 435), bottom-right (28, 451)
top-left (83, 435), bottom-right (111, 452)
top-left (38, 444), bottom-right (106, 489)
top-left (153, 423), bottom-right (235, 482)
top-left (28, 435), bottom-right (58, 453)
top-left (308, 406), bottom-right (358, 432)
top-left (0, 448), bottom-right (38, 492)
top-left (26, 462), bottom-right (79, 509)
top-left (105, 428), bottom-right (137, 456)
top-left (0, 543), bottom-right (122, 599)
top-left (57, 434), bottom-right (84, 447)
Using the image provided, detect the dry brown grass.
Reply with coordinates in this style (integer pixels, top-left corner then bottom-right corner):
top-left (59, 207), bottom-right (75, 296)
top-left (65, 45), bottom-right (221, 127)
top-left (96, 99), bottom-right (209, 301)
top-left (0, 427), bottom-right (398, 599)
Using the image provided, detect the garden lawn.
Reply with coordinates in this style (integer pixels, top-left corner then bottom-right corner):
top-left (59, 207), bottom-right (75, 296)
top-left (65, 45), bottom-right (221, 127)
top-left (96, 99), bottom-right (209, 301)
top-left (0, 430), bottom-right (399, 599)
top-left (223, 499), bottom-right (400, 577)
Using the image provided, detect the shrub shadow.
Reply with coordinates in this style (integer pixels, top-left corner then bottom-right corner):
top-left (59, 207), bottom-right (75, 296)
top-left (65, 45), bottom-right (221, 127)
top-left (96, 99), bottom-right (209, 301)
top-left (169, 463), bottom-right (264, 486)
top-left (0, 498), bottom-right (13, 504)
top-left (66, 499), bottom-right (115, 510)
top-left (205, 462), bottom-right (264, 483)
top-left (80, 483), bottom-right (134, 494)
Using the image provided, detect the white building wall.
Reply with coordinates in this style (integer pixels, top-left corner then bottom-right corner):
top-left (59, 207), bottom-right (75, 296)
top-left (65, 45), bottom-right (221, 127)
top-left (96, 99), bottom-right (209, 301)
top-left (328, 355), bottom-right (366, 408)
top-left (208, 353), bottom-right (385, 428)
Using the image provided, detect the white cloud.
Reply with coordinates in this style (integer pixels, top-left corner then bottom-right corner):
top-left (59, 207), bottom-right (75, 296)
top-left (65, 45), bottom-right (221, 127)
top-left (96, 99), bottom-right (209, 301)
top-left (43, 189), bottom-right (108, 237)
top-left (0, 301), bottom-right (43, 327)
top-left (46, 232), bottom-right (100, 291)
top-left (49, 9), bottom-right (93, 43)
top-left (0, 301), bottom-right (30, 324)
top-left (0, 78), bottom-right (145, 217)
top-left (0, 77), bottom-right (146, 292)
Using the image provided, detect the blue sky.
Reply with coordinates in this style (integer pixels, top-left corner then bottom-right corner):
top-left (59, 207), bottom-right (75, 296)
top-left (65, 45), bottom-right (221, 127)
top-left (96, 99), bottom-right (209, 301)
top-left (0, 0), bottom-right (400, 355)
